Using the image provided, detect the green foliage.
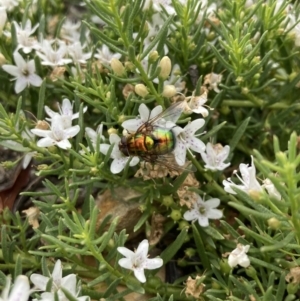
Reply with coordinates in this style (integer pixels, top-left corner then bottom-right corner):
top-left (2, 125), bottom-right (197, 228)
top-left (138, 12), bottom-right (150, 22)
top-left (1, 0), bottom-right (300, 300)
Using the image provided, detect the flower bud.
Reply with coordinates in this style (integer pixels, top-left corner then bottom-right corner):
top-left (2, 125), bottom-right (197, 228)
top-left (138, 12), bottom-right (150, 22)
top-left (149, 51), bottom-right (159, 63)
top-left (162, 85), bottom-right (177, 98)
top-left (184, 248), bottom-right (196, 258)
top-left (245, 266), bottom-right (256, 279)
top-left (267, 217), bottom-right (281, 230)
top-left (287, 283), bottom-right (299, 295)
top-left (219, 259), bottom-right (231, 275)
top-left (159, 56), bottom-right (172, 80)
top-left (0, 53), bottom-right (6, 66)
top-left (177, 220), bottom-right (190, 230)
top-left (135, 84), bottom-right (149, 97)
top-left (124, 61), bottom-right (135, 72)
top-left (35, 120), bottom-right (49, 130)
top-left (110, 58), bottom-right (125, 76)
top-left (162, 195), bottom-right (174, 207)
top-left (169, 209), bottom-right (182, 222)
top-left (108, 127), bottom-right (118, 135)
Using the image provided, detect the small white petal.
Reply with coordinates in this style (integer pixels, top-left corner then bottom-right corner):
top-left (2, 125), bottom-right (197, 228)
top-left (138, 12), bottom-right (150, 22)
top-left (110, 157), bottom-right (128, 174)
top-left (198, 215), bottom-right (209, 227)
top-left (117, 247), bottom-right (135, 258)
top-left (118, 258), bottom-right (133, 270)
top-left (145, 258), bottom-right (163, 270)
top-left (9, 275), bottom-right (30, 301)
top-left (134, 269), bottom-right (146, 283)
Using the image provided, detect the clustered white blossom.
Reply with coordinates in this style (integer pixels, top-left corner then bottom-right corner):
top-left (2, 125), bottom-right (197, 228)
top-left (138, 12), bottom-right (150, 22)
top-left (0, 260), bottom-right (90, 301)
top-left (228, 244), bottom-right (251, 268)
top-left (30, 98), bottom-right (85, 150)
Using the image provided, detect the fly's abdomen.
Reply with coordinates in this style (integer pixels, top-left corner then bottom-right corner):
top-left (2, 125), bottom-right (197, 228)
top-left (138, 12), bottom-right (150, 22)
top-left (149, 127), bottom-right (175, 155)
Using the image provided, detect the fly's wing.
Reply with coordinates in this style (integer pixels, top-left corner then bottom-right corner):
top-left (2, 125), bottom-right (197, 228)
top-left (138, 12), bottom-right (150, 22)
top-left (137, 101), bottom-right (186, 132)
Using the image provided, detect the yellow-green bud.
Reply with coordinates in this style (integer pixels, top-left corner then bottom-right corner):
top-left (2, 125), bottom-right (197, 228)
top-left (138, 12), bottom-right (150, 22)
top-left (124, 61), bottom-right (135, 72)
top-left (149, 51), bottom-right (159, 63)
top-left (159, 56), bottom-right (172, 80)
top-left (135, 84), bottom-right (149, 97)
top-left (108, 127), bottom-right (118, 135)
top-left (110, 58), bottom-right (125, 76)
top-left (267, 217), bottom-right (281, 230)
top-left (162, 195), bottom-right (174, 207)
top-left (37, 164), bottom-right (50, 170)
top-left (177, 220), bottom-right (190, 230)
top-left (162, 85), bottom-right (177, 98)
top-left (184, 248), bottom-right (196, 258)
top-left (0, 53), bottom-right (6, 66)
top-left (287, 283), bottom-right (299, 295)
top-left (170, 209), bottom-right (182, 221)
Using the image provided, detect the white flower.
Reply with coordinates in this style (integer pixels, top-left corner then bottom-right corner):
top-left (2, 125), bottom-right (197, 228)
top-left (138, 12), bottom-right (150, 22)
top-left (100, 134), bottom-right (139, 174)
top-left (0, 0), bottom-right (19, 11)
top-left (200, 142), bottom-right (230, 171)
top-left (0, 275), bottom-right (31, 301)
top-left (85, 124), bottom-right (104, 150)
top-left (185, 91), bottom-right (209, 117)
top-left (94, 45), bottom-right (121, 65)
top-left (183, 195), bottom-right (222, 227)
top-left (228, 244), bottom-right (250, 268)
top-left (262, 178), bottom-right (281, 201)
top-left (143, 0), bottom-right (176, 14)
top-left (60, 19), bottom-right (81, 42)
top-left (36, 40), bottom-right (72, 67)
top-left (223, 156), bottom-right (262, 195)
top-left (31, 115), bottom-right (80, 149)
top-left (2, 51), bottom-right (42, 93)
top-left (122, 103), bottom-right (163, 133)
top-left (44, 98), bottom-right (87, 129)
top-left (117, 239), bottom-right (163, 283)
top-left (203, 72), bottom-right (222, 93)
top-left (172, 119), bottom-right (206, 166)
top-left (30, 260), bottom-right (90, 301)
top-left (68, 42), bottom-right (92, 64)
top-left (14, 20), bottom-right (39, 54)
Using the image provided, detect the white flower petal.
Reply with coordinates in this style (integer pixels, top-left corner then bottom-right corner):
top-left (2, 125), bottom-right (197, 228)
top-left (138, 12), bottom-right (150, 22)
top-left (9, 275), bottom-right (30, 301)
top-left (139, 103), bottom-right (150, 121)
top-left (117, 247), bottom-right (135, 258)
top-left (37, 137), bottom-right (56, 147)
top-left (198, 215), bottom-right (209, 227)
top-left (144, 258), bottom-right (163, 270)
top-left (206, 208), bottom-right (223, 219)
top-left (30, 274), bottom-right (50, 291)
top-left (134, 269), bottom-right (146, 283)
top-left (118, 258), bottom-right (133, 270)
top-left (52, 260), bottom-right (62, 283)
top-left (183, 209), bottom-right (198, 221)
top-left (64, 125), bottom-right (80, 138)
top-left (15, 77), bottom-right (28, 93)
top-left (56, 139), bottom-right (72, 149)
top-left (136, 239), bottom-right (149, 258)
top-left (2, 65), bottom-right (20, 77)
top-left (110, 157), bottom-right (128, 174)
top-left (205, 198), bottom-right (220, 209)
top-left (122, 119), bottom-right (143, 133)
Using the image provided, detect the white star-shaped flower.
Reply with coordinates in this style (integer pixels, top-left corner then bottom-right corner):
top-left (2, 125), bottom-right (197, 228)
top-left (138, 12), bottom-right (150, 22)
top-left (94, 44), bottom-right (121, 65)
top-left (117, 239), bottom-right (163, 283)
top-left (228, 244), bottom-right (250, 268)
top-left (36, 39), bottom-right (72, 67)
top-left (100, 134), bottom-right (139, 174)
top-left (30, 259), bottom-right (90, 301)
top-left (31, 115), bottom-right (80, 149)
top-left (68, 42), bottom-right (92, 64)
top-left (183, 195), bottom-right (222, 227)
top-left (85, 124), bottom-right (104, 150)
top-left (1, 275), bottom-right (31, 301)
top-left (172, 119), bottom-right (206, 166)
top-left (223, 155), bottom-right (262, 195)
top-left (2, 51), bottom-right (42, 93)
top-left (200, 142), bottom-right (230, 171)
top-left (44, 98), bottom-right (87, 129)
top-left (14, 20), bottom-right (39, 54)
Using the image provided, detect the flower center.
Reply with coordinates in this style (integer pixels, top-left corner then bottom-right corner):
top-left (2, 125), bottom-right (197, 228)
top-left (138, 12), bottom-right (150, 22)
top-left (199, 206), bottom-right (206, 215)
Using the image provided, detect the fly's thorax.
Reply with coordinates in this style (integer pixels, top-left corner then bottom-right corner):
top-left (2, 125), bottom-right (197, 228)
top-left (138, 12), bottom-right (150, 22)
top-left (119, 135), bottom-right (131, 156)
